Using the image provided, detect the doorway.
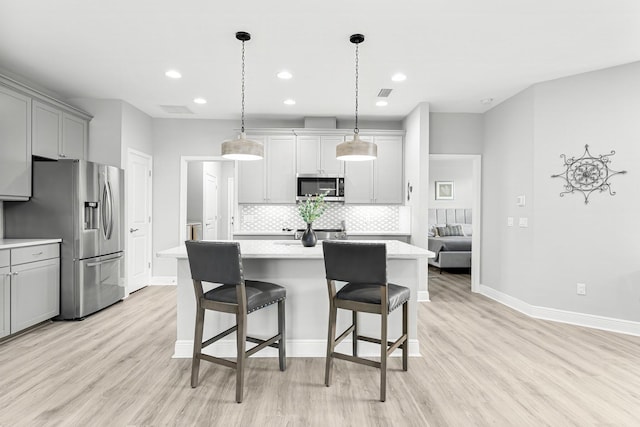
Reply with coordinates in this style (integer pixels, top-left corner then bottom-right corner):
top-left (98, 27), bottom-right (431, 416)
top-left (428, 154), bottom-right (481, 293)
top-left (126, 149), bottom-right (153, 294)
top-left (180, 156), bottom-right (235, 243)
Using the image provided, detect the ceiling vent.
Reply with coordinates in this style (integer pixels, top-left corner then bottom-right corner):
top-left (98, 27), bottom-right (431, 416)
top-left (159, 105), bottom-right (194, 114)
top-left (377, 88), bottom-right (393, 97)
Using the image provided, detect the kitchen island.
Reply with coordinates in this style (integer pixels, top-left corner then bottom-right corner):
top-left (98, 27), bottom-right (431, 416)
top-left (158, 240), bottom-right (433, 358)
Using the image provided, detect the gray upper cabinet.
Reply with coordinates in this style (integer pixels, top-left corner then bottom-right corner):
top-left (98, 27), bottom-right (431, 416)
top-left (0, 85), bottom-right (31, 201)
top-left (62, 113), bottom-right (87, 159)
top-left (237, 136), bottom-right (267, 204)
top-left (345, 135), bottom-right (404, 204)
top-left (33, 100), bottom-right (86, 160)
top-left (32, 100), bottom-right (61, 159)
top-left (296, 135), bottom-right (344, 175)
top-left (266, 135), bottom-right (296, 203)
top-left (238, 135), bottom-right (296, 204)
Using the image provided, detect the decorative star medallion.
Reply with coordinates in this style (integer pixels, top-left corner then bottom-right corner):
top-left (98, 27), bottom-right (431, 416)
top-left (551, 144), bottom-right (627, 204)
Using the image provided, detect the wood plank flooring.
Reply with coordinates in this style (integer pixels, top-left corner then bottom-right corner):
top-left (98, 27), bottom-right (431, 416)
top-left (1, 269), bottom-right (639, 426)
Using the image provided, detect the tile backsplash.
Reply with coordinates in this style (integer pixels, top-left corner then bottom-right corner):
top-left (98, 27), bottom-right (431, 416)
top-left (239, 204), bottom-right (409, 232)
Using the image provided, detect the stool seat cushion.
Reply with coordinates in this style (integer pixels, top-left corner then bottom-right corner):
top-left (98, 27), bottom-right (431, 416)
top-left (204, 280), bottom-right (286, 313)
top-left (336, 283), bottom-right (409, 313)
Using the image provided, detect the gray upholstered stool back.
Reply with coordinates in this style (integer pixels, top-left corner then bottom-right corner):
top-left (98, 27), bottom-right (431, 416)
top-left (185, 241), bottom-right (244, 285)
top-left (322, 241), bottom-right (387, 284)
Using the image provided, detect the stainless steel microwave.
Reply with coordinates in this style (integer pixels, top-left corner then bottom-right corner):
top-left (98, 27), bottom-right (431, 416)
top-left (296, 174), bottom-right (345, 202)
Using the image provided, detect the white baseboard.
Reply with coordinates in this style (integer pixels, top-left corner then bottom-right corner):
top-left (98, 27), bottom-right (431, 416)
top-left (173, 339), bottom-right (420, 359)
top-left (479, 284), bottom-right (640, 337)
top-left (417, 291), bottom-right (430, 302)
top-left (150, 276), bottom-right (177, 286)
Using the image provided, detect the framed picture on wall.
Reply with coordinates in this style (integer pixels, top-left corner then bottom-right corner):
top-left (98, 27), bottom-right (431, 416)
top-left (435, 181), bottom-right (454, 200)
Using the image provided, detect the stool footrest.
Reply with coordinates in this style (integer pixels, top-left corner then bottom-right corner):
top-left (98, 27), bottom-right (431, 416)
top-left (332, 352), bottom-right (381, 369)
top-left (245, 334), bottom-right (282, 357)
top-left (199, 353), bottom-right (237, 369)
top-left (356, 335), bottom-right (394, 347)
top-left (334, 325), bottom-right (356, 346)
top-left (386, 334), bottom-right (407, 356)
top-left (202, 325), bottom-right (238, 349)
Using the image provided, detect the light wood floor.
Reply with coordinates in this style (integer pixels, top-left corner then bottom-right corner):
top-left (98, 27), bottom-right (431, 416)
top-left (1, 270), bottom-right (640, 426)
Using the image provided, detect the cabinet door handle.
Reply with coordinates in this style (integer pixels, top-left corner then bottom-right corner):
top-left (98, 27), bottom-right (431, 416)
top-left (129, 228), bottom-right (139, 233)
top-left (32, 251), bottom-right (43, 256)
top-left (59, 153), bottom-right (66, 158)
top-left (11, 272), bottom-right (18, 276)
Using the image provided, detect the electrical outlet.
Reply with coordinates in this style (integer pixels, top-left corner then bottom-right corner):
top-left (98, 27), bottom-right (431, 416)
top-left (244, 214), bottom-right (255, 224)
top-left (507, 217), bottom-right (514, 227)
top-left (518, 217), bottom-right (528, 227)
top-left (577, 283), bottom-right (586, 295)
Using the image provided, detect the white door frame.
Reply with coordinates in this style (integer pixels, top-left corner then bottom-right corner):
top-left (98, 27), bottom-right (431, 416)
top-left (179, 156), bottom-right (235, 243)
top-left (429, 154), bottom-right (482, 293)
top-left (126, 148), bottom-right (153, 295)
top-left (203, 171), bottom-right (218, 240)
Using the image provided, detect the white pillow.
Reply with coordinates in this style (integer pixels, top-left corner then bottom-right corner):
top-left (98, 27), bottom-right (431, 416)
top-left (447, 223), bottom-right (473, 236)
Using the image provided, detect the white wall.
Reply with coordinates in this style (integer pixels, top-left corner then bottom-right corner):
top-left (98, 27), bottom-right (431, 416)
top-left (482, 61), bottom-right (640, 322)
top-left (121, 101), bottom-right (153, 165)
top-left (482, 88), bottom-right (535, 300)
top-left (402, 102), bottom-right (430, 249)
top-left (429, 158), bottom-right (474, 209)
top-left (430, 113), bottom-right (483, 154)
top-left (69, 99), bottom-right (153, 168)
top-left (70, 98), bottom-right (123, 167)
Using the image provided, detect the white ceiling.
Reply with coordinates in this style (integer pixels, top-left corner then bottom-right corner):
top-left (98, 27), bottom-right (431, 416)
top-left (1, 0), bottom-right (639, 121)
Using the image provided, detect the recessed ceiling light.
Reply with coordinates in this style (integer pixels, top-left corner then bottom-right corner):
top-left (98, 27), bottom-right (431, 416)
top-left (391, 73), bottom-right (407, 82)
top-left (277, 70), bottom-right (293, 80)
top-left (283, 99), bottom-right (296, 105)
top-left (165, 69), bottom-right (182, 79)
top-left (193, 98), bottom-right (207, 105)
top-left (480, 98), bottom-right (494, 105)
top-left (375, 100), bottom-right (388, 107)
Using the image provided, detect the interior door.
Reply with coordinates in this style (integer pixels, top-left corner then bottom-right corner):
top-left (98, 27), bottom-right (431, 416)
top-left (126, 150), bottom-right (152, 294)
top-left (203, 172), bottom-right (218, 240)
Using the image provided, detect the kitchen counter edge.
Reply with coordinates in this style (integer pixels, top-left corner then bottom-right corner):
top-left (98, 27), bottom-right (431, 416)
top-left (0, 238), bottom-right (63, 250)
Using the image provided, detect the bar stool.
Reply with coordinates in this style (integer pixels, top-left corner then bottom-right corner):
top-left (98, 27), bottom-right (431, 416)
top-left (322, 241), bottom-right (409, 402)
top-left (185, 240), bottom-right (286, 403)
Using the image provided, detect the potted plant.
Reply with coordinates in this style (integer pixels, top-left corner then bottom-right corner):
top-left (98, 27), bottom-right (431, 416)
top-left (298, 193), bottom-right (327, 247)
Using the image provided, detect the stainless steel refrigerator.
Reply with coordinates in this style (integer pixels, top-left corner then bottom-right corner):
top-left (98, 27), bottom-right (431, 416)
top-left (4, 159), bottom-right (125, 319)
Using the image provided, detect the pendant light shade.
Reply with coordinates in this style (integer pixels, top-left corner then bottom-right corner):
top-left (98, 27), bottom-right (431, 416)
top-left (336, 33), bottom-right (377, 162)
top-left (221, 132), bottom-right (264, 160)
top-left (222, 31), bottom-right (264, 161)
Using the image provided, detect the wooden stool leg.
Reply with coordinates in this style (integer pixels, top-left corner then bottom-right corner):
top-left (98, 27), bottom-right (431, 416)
top-left (352, 311), bottom-right (358, 357)
top-left (236, 310), bottom-right (247, 403)
top-left (325, 301), bottom-right (337, 386)
top-left (191, 305), bottom-right (205, 388)
top-left (380, 310), bottom-right (388, 402)
top-left (402, 301), bottom-right (408, 371)
top-left (278, 299), bottom-right (286, 371)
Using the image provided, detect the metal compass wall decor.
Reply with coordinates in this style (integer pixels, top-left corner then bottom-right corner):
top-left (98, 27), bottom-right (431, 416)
top-left (551, 144), bottom-right (627, 204)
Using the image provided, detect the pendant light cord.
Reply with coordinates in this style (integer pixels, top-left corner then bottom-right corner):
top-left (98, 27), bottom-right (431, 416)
top-left (241, 39), bottom-right (246, 133)
top-left (354, 42), bottom-right (359, 135)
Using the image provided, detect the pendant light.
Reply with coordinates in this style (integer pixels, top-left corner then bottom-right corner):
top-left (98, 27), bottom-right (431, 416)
top-left (221, 31), bottom-right (264, 161)
top-left (336, 33), bottom-right (377, 161)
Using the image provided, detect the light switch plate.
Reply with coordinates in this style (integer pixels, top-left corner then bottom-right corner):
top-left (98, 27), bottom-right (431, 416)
top-left (507, 217), bottom-right (514, 227)
top-left (518, 217), bottom-right (528, 227)
top-left (516, 195), bottom-right (526, 207)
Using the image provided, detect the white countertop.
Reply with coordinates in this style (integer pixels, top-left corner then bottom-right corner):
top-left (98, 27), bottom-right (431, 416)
top-left (158, 239), bottom-right (433, 260)
top-left (0, 238), bottom-right (62, 250)
top-left (232, 231), bottom-right (412, 236)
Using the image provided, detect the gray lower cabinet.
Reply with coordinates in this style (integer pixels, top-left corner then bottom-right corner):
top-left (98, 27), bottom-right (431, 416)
top-left (0, 244), bottom-right (60, 337)
top-left (0, 250), bottom-right (10, 338)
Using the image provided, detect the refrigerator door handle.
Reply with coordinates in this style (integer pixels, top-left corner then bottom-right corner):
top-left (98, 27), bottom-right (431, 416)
top-left (106, 180), bottom-right (114, 240)
top-left (86, 253), bottom-right (123, 267)
top-left (101, 179), bottom-right (114, 240)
